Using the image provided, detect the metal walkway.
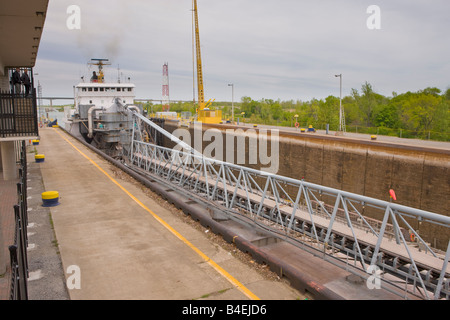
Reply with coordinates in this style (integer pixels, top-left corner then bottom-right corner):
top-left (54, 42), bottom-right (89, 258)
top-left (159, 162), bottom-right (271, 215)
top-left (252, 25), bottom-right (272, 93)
top-left (126, 112), bottom-right (450, 300)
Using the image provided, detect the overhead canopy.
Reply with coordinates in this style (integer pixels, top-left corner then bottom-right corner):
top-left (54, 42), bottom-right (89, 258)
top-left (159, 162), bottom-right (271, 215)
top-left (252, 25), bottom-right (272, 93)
top-left (0, 0), bottom-right (49, 75)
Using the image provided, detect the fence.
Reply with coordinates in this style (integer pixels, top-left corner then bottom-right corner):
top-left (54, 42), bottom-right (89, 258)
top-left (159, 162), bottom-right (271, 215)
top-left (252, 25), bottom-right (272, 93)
top-left (246, 118), bottom-right (450, 142)
top-left (8, 140), bottom-right (29, 300)
top-left (344, 125), bottom-right (450, 142)
top-left (0, 88), bottom-right (38, 138)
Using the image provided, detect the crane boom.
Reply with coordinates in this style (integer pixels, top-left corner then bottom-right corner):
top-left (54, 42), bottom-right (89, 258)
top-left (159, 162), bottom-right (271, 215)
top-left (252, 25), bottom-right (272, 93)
top-left (191, 0), bottom-right (222, 124)
top-left (193, 0), bottom-right (205, 109)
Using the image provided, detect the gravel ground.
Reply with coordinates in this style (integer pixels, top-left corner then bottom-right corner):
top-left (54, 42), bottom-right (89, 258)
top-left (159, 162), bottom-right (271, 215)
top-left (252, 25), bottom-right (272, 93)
top-left (26, 156), bottom-right (70, 300)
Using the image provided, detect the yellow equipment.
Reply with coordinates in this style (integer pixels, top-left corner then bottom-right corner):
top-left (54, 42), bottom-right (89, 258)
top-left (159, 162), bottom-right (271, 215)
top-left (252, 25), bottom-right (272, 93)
top-left (193, 0), bottom-right (222, 124)
top-left (88, 58), bottom-right (111, 83)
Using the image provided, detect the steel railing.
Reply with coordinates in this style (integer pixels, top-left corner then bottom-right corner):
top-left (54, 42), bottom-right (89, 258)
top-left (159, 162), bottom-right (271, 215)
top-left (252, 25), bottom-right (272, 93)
top-left (0, 88), bottom-right (38, 138)
top-left (128, 113), bottom-right (450, 300)
top-left (8, 141), bottom-right (29, 300)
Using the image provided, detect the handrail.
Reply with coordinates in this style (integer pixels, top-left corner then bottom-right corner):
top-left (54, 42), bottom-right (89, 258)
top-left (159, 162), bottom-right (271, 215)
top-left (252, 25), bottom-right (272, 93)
top-left (8, 141), bottom-right (29, 300)
top-left (129, 113), bottom-right (450, 300)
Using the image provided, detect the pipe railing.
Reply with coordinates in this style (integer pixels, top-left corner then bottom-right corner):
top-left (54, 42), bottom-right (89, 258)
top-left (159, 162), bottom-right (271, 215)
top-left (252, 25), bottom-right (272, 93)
top-left (129, 113), bottom-right (450, 300)
top-left (8, 141), bottom-right (29, 300)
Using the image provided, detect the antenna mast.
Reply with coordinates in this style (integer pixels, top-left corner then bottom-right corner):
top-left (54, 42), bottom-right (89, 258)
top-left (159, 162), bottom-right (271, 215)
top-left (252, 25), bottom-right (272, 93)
top-left (162, 62), bottom-right (170, 111)
top-left (88, 58), bottom-right (111, 83)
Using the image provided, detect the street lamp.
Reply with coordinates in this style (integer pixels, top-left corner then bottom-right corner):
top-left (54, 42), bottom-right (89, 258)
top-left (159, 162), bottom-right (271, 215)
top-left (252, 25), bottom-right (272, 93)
top-left (335, 74), bottom-right (345, 133)
top-left (34, 72), bottom-right (42, 123)
top-left (228, 83), bottom-right (234, 123)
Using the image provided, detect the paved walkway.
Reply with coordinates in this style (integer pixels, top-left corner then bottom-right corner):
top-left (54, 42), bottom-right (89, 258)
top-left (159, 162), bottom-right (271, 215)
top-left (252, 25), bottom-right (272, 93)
top-left (0, 127), bottom-right (304, 300)
top-left (2, 126), bottom-right (418, 301)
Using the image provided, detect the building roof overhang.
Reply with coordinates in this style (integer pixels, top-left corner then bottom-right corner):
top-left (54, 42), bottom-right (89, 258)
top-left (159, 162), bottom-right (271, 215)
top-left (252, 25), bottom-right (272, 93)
top-left (0, 0), bottom-right (49, 75)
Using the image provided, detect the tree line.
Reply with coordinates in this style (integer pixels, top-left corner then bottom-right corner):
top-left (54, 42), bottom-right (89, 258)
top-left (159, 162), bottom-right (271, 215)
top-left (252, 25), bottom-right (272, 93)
top-left (143, 82), bottom-right (450, 141)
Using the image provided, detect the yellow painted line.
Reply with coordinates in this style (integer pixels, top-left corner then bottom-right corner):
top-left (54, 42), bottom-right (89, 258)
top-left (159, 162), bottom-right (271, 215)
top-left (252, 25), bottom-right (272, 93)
top-left (53, 128), bottom-right (260, 300)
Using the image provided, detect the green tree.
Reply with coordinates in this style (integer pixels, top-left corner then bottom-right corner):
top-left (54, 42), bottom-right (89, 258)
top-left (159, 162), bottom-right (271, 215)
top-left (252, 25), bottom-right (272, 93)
top-left (401, 92), bottom-right (441, 133)
top-left (374, 103), bottom-right (399, 128)
top-left (298, 99), bottom-right (319, 126)
top-left (318, 95), bottom-right (339, 129)
top-left (352, 82), bottom-right (378, 126)
top-left (241, 96), bottom-right (261, 118)
top-left (342, 95), bottom-right (359, 125)
top-left (444, 88), bottom-right (450, 101)
top-left (270, 101), bottom-right (283, 120)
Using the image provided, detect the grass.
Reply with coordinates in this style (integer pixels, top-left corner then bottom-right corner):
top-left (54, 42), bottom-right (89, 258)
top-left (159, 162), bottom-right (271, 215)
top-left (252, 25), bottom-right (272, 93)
top-left (193, 288), bottom-right (231, 300)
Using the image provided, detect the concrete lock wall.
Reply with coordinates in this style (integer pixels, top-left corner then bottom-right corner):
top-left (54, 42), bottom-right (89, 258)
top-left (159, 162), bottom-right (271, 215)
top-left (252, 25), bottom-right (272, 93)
top-left (161, 122), bottom-right (450, 250)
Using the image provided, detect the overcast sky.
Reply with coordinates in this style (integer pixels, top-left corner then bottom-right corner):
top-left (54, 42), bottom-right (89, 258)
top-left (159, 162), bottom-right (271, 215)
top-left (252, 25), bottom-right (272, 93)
top-left (34, 0), bottom-right (450, 103)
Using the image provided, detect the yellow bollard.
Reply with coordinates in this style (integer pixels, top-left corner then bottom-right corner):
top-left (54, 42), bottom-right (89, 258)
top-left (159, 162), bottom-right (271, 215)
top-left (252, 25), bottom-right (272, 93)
top-left (41, 191), bottom-right (60, 207)
top-left (35, 154), bottom-right (45, 163)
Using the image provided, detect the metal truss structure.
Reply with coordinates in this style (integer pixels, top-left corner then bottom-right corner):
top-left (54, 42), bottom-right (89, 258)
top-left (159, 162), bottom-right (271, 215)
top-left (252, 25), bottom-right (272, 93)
top-left (128, 112), bottom-right (450, 300)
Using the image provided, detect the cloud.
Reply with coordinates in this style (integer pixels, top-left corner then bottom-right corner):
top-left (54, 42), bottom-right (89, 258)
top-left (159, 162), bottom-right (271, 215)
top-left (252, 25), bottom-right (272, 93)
top-left (35, 0), bottom-right (450, 102)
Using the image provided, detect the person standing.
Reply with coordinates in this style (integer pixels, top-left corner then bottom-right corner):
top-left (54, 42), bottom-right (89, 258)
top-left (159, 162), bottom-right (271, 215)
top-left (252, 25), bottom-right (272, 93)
top-left (21, 69), bottom-right (31, 96)
top-left (90, 71), bottom-right (98, 82)
top-left (11, 68), bottom-right (21, 94)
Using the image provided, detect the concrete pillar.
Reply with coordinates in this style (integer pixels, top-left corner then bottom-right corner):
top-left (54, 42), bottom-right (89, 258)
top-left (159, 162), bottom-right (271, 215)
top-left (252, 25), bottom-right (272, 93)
top-left (1, 141), bottom-right (18, 180)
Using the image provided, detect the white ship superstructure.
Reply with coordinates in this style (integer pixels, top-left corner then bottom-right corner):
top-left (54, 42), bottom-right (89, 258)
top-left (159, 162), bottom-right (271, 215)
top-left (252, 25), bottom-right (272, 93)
top-left (75, 82), bottom-right (135, 110)
top-left (66, 59), bottom-right (142, 158)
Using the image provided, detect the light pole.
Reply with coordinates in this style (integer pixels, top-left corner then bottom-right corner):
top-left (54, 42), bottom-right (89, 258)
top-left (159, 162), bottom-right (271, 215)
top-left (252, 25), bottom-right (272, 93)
top-left (228, 83), bottom-right (234, 123)
top-left (335, 74), bottom-right (345, 133)
top-left (34, 72), bottom-right (42, 123)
